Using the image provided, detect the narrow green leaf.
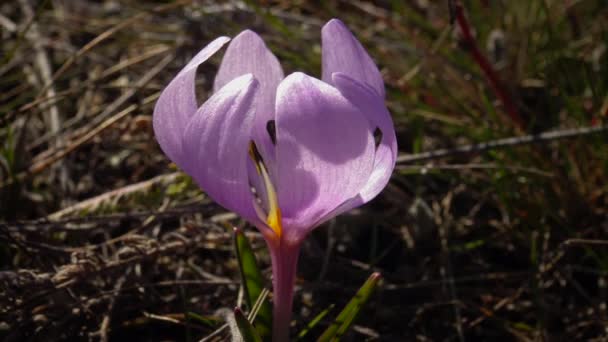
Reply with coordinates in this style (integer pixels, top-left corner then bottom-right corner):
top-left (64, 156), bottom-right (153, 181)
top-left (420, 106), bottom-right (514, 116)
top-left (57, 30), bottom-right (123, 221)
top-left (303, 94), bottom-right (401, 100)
top-left (317, 272), bottom-right (381, 342)
top-left (296, 304), bottom-right (334, 340)
top-left (233, 228), bottom-right (273, 339)
top-left (186, 311), bottom-right (222, 327)
top-left (234, 308), bottom-right (263, 342)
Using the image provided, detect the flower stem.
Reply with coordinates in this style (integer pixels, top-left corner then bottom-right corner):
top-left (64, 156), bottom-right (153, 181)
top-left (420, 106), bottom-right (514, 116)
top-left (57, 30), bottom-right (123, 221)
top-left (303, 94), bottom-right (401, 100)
top-left (269, 242), bottom-right (300, 342)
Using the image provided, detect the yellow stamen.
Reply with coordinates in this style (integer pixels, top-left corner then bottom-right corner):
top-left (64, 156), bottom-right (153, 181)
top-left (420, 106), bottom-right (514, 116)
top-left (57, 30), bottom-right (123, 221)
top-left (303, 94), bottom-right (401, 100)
top-left (248, 142), bottom-right (282, 239)
top-left (261, 164), bottom-right (282, 238)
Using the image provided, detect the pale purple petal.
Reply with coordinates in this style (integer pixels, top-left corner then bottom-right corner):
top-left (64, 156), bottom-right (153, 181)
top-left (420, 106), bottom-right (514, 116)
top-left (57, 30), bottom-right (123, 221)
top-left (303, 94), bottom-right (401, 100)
top-left (153, 36), bottom-right (230, 169)
top-left (334, 73), bottom-right (397, 200)
top-left (321, 18), bottom-right (385, 99)
top-left (182, 74), bottom-right (260, 223)
top-left (313, 73), bottom-right (397, 225)
top-left (275, 72), bottom-right (376, 241)
top-left (214, 30), bottom-right (284, 164)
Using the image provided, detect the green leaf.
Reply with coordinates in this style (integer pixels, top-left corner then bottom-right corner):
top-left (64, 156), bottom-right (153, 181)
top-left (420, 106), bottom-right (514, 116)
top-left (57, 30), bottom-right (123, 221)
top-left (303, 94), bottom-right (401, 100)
top-left (296, 304), bottom-right (334, 340)
top-left (186, 311), bottom-right (222, 327)
top-left (234, 308), bottom-right (263, 342)
top-left (317, 272), bottom-right (381, 342)
top-left (234, 228), bottom-right (273, 339)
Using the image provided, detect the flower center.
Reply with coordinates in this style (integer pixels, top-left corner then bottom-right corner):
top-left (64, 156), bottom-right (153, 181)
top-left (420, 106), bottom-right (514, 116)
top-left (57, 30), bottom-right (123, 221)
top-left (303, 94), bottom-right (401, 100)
top-left (248, 141), bottom-right (282, 239)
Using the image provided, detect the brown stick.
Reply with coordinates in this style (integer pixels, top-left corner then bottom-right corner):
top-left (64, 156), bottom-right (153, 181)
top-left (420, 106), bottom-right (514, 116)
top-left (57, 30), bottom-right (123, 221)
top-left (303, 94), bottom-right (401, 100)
top-left (397, 125), bottom-right (608, 164)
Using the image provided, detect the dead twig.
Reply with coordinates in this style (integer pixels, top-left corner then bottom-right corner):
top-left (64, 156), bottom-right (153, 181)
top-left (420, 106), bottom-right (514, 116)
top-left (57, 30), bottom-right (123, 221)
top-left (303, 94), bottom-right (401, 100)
top-left (563, 239), bottom-right (608, 246)
top-left (397, 163), bottom-right (555, 177)
top-left (397, 125), bottom-right (608, 164)
top-left (1, 204), bottom-right (224, 233)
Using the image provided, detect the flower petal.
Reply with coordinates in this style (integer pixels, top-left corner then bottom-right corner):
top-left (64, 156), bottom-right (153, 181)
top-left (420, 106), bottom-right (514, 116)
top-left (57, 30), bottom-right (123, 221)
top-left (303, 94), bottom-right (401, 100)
top-left (321, 18), bottom-right (385, 99)
top-left (314, 73), bottom-right (398, 224)
top-left (333, 72), bottom-right (397, 201)
top-left (182, 74), bottom-right (260, 223)
top-left (275, 72), bottom-right (376, 241)
top-left (214, 30), bottom-right (284, 164)
top-left (153, 36), bottom-right (230, 169)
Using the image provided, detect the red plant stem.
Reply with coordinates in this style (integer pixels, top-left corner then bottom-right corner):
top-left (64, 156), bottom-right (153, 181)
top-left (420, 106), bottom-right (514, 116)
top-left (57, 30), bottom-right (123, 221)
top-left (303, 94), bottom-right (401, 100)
top-left (269, 241), bottom-right (300, 342)
top-left (454, 3), bottom-right (525, 129)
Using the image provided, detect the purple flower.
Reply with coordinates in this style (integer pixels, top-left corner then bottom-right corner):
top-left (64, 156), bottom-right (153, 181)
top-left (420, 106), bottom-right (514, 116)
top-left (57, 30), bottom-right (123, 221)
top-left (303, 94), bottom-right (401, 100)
top-left (153, 18), bottom-right (396, 341)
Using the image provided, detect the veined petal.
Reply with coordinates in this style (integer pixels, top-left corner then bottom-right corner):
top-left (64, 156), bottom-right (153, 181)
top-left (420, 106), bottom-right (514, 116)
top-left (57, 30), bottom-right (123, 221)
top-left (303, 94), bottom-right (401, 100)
top-left (275, 72), bottom-right (376, 241)
top-left (333, 72), bottom-right (397, 202)
top-left (313, 73), bottom-right (398, 225)
top-left (321, 19), bottom-right (385, 99)
top-left (182, 74), bottom-right (260, 223)
top-left (153, 36), bottom-right (230, 169)
top-left (214, 30), bottom-right (284, 165)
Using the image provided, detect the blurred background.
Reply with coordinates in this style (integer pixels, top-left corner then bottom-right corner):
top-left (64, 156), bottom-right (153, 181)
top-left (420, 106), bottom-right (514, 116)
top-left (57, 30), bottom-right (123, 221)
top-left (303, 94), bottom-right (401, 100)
top-left (1, 0), bottom-right (607, 340)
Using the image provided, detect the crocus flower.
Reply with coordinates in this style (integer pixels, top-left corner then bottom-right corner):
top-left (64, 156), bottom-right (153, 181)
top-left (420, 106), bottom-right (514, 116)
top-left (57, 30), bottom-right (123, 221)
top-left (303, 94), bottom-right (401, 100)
top-left (153, 18), bottom-right (397, 341)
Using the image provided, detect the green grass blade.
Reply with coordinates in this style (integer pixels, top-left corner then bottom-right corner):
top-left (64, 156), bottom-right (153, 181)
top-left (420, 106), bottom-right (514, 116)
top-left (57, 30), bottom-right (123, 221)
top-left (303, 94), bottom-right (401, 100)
top-left (317, 272), bottom-right (381, 342)
top-left (186, 311), bottom-right (222, 328)
top-left (296, 304), bottom-right (335, 340)
top-left (234, 308), bottom-right (263, 342)
top-left (233, 228), bottom-right (272, 339)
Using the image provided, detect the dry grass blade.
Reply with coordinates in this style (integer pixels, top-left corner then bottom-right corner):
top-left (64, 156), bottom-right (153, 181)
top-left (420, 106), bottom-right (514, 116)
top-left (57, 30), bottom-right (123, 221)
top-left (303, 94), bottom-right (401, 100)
top-left (47, 172), bottom-right (180, 219)
top-left (1, 54), bottom-right (173, 188)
